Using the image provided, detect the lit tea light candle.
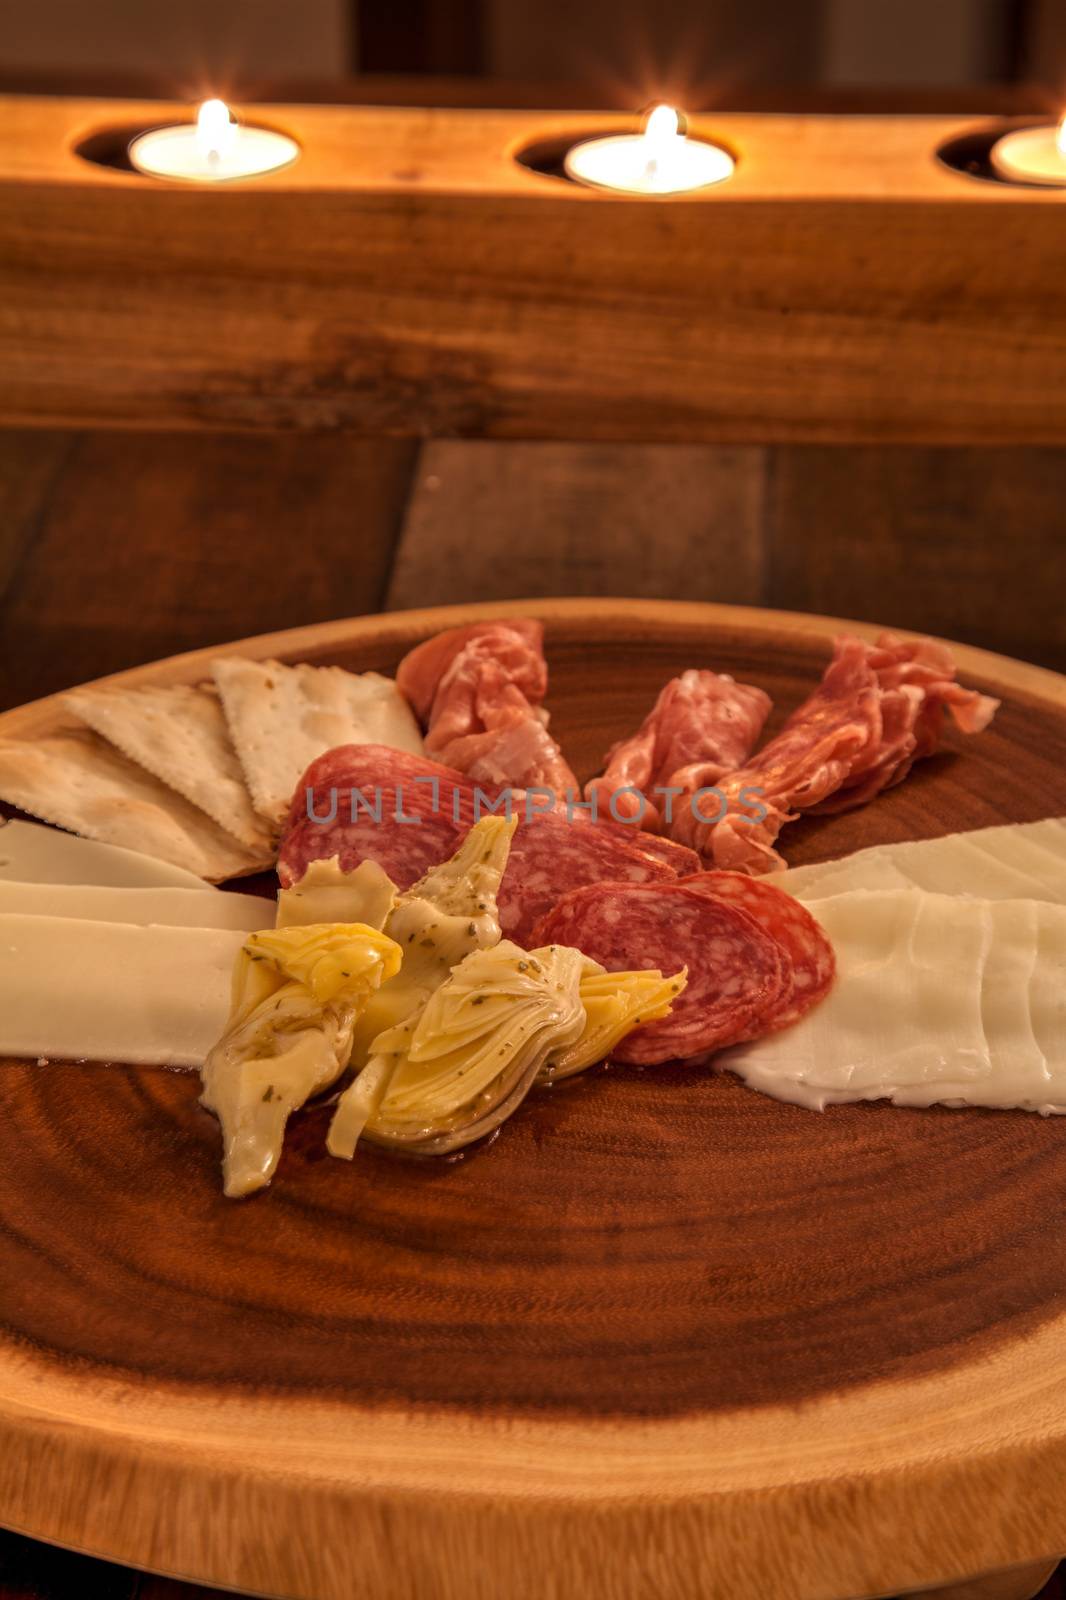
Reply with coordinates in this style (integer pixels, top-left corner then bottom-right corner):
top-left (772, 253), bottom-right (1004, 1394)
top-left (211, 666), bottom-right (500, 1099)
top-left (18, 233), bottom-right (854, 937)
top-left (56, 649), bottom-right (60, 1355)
top-left (564, 105), bottom-right (734, 196)
top-left (129, 99), bottom-right (299, 183)
top-left (990, 115), bottom-right (1066, 188)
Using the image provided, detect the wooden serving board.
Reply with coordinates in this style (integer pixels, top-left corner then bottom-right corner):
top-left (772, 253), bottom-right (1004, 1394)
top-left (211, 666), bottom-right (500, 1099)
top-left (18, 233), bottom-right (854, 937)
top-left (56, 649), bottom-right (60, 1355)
top-left (1, 599), bottom-right (1066, 1600)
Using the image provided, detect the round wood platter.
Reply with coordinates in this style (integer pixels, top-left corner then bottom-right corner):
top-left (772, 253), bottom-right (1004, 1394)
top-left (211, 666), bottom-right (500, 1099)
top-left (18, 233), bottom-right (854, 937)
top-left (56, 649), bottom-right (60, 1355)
top-left (2, 598), bottom-right (1066, 1600)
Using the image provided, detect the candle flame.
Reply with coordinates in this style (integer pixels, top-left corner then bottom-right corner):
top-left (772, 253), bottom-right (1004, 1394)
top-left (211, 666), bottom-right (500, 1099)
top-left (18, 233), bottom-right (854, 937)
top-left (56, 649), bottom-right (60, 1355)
top-left (644, 104), bottom-right (682, 149)
top-left (196, 98), bottom-right (236, 163)
top-left (1058, 115), bottom-right (1066, 158)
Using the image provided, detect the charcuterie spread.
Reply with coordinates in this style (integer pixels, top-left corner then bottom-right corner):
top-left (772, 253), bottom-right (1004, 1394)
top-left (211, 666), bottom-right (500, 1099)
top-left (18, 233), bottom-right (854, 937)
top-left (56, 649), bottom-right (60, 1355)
top-left (5, 609), bottom-right (1062, 1202)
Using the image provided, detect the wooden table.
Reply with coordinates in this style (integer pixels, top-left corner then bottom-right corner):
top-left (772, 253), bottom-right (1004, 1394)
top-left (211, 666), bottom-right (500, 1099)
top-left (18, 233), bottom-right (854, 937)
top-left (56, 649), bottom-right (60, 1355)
top-left (5, 430), bottom-right (1066, 721)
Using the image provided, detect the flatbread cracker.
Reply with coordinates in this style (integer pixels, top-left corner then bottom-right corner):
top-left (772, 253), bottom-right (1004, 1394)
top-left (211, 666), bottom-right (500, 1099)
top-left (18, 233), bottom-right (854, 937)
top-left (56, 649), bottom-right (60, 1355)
top-left (0, 730), bottom-right (264, 882)
top-left (64, 682), bottom-right (272, 859)
top-left (212, 657), bottom-right (424, 830)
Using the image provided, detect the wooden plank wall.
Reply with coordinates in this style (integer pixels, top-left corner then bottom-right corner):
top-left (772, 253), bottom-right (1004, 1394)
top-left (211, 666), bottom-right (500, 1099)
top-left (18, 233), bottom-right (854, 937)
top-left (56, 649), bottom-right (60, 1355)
top-left (2, 432), bottom-right (1064, 710)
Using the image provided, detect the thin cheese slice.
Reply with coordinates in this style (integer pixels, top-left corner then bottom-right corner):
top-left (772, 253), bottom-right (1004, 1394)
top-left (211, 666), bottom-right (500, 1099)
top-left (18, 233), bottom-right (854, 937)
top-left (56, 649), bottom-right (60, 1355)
top-left (0, 880), bottom-right (273, 931)
top-left (0, 818), bottom-right (209, 889)
top-left (722, 889), bottom-right (1066, 1114)
top-left (778, 817), bottom-right (1066, 904)
top-left (0, 913), bottom-right (242, 1067)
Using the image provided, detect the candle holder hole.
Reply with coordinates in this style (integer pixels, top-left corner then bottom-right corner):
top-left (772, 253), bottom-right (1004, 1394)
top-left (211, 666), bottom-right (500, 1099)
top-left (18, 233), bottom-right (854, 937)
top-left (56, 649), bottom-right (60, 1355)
top-left (72, 119), bottom-right (299, 177)
top-left (936, 122), bottom-right (1054, 187)
top-left (73, 123), bottom-right (158, 173)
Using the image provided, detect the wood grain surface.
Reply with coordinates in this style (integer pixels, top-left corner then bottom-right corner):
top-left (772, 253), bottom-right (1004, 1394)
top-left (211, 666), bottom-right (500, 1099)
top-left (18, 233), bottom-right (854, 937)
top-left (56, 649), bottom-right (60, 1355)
top-left (7, 434), bottom-right (1066, 717)
top-left (6, 97), bottom-right (1066, 443)
top-left (0, 1521), bottom-right (1059, 1600)
top-left (385, 441), bottom-right (769, 611)
top-left (2, 600), bottom-right (1066, 1600)
top-left (0, 432), bottom-right (416, 708)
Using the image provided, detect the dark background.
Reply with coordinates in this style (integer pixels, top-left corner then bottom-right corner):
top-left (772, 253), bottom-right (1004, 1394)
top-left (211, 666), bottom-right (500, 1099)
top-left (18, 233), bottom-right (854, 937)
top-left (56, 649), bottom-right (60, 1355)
top-left (2, 0), bottom-right (1066, 103)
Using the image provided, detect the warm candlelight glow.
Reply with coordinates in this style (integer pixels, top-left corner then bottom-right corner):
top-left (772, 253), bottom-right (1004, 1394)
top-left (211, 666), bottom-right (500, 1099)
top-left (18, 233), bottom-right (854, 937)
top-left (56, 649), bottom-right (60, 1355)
top-left (644, 104), bottom-right (681, 145)
top-left (196, 99), bottom-right (237, 166)
top-left (129, 101), bottom-right (299, 183)
top-left (563, 105), bottom-right (733, 196)
top-left (1057, 115), bottom-right (1066, 158)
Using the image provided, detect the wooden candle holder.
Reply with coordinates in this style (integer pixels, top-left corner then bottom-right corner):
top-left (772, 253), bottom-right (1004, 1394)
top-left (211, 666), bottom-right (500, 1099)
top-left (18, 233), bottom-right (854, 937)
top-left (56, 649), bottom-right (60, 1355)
top-left (2, 95), bottom-right (1064, 443)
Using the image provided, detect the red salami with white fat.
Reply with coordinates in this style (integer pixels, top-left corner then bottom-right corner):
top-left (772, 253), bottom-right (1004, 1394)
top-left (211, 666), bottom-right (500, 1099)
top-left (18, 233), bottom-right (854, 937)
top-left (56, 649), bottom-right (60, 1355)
top-left (498, 812), bottom-right (679, 946)
top-left (278, 744), bottom-right (469, 889)
top-left (591, 819), bottom-right (701, 876)
top-left (279, 747), bottom-right (689, 940)
top-left (531, 880), bottom-right (792, 1065)
top-left (679, 871), bottom-right (835, 1032)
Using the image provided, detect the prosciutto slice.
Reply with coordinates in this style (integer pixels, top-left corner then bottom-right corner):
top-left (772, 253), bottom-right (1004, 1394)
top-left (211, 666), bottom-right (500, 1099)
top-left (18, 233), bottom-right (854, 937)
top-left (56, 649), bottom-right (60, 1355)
top-left (585, 670), bottom-right (771, 832)
top-left (673, 633), bottom-right (998, 874)
top-left (396, 620), bottom-right (577, 795)
top-left (811, 632), bottom-right (999, 813)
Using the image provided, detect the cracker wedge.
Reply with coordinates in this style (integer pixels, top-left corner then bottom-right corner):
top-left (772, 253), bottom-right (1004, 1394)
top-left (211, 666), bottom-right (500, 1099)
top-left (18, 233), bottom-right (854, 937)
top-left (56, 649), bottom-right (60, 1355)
top-left (64, 682), bottom-right (272, 860)
top-left (212, 657), bottom-right (423, 830)
top-left (0, 730), bottom-right (265, 882)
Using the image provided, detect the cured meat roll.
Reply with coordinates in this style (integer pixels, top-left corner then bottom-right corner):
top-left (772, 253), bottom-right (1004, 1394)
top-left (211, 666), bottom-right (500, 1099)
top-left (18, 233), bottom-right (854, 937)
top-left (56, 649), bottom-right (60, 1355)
top-left (672, 633), bottom-right (999, 875)
top-left (810, 632), bottom-right (999, 813)
top-left (585, 670), bottom-right (771, 832)
top-left (396, 619), bottom-right (578, 795)
top-left (532, 880), bottom-right (794, 1065)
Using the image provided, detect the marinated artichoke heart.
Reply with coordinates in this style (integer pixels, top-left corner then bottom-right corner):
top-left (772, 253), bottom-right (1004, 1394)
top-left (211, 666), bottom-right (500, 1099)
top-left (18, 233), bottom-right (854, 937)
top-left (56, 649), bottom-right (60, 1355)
top-left (541, 963), bottom-right (688, 1082)
top-left (347, 814), bottom-right (517, 1068)
top-left (276, 857), bottom-right (397, 932)
top-left (327, 940), bottom-right (587, 1160)
top-left (201, 922), bottom-right (401, 1198)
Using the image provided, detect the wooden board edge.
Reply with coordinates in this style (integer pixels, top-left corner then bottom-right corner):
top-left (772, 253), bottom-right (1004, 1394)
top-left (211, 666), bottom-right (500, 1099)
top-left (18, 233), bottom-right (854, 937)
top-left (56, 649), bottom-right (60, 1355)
top-left (0, 598), bottom-right (1062, 742)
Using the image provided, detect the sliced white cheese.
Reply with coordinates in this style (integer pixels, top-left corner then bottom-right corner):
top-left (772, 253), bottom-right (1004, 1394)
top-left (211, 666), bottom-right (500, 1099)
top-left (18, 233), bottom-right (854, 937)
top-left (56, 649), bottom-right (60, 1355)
top-left (722, 888), bottom-right (1066, 1114)
top-left (0, 880), bottom-right (273, 931)
top-left (778, 816), bottom-right (1066, 905)
top-left (0, 817), bottom-right (211, 889)
top-left (0, 913), bottom-right (242, 1067)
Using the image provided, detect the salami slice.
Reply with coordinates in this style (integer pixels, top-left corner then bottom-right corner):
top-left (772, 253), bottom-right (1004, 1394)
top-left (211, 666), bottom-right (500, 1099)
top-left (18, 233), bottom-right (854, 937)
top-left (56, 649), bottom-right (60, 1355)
top-left (679, 871), bottom-right (835, 1032)
top-left (592, 819), bottom-right (701, 876)
top-left (531, 880), bottom-right (791, 1065)
top-left (499, 812), bottom-right (679, 946)
top-left (278, 744), bottom-right (469, 889)
top-left (278, 747), bottom-right (690, 941)
top-left (516, 794), bottom-right (702, 876)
